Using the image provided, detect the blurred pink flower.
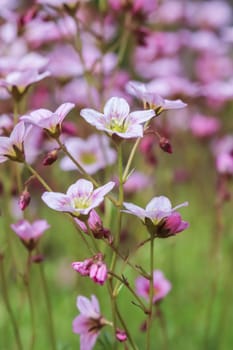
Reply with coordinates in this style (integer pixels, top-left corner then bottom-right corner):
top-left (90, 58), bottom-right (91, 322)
top-left (0, 121), bottom-right (31, 163)
top-left (116, 329), bottom-right (127, 342)
top-left (42, 179), bottom-right (115, 217)
top-left (60, 134), bottom-right (116, 174)
top-left (11, 219), bottom-right (50, 250)
top-left (123, 171), bottom-right (152, 195)
top-left (136, 270), bottom-right (171, 303)
top-left (80, 96), bottom-right (155, 139)
top-left (21, 102), bottom-right (75, 137)
top-left (72, 253), bottom-right (108, 285)
top-left (213, 135), bottom-right (233, 175)
top-left (0, 69), bottom-right (50, 99)
top-left (126, 81), bottom-right (187, 113)
top-left (190, 114), bottom-right (220, 138)
top-left (73, 295), bottom-right (108, 350)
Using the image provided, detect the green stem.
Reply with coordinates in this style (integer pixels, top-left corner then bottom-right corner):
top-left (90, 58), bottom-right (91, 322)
top-left (109, 271), bottom-right (147, 313)
top-left (25, 251), bottom-right (36, 350)
top-left (25, 163), bottom-right (52, 192)
top-left (115, 302), bottom-right (139, 350)
top-left (146, 236), bottom-right (155, 350)
top-left (0, 256), bottom-right (23, 350)
top-left (37, 253), bottom-right (56, 350)
top-left (110, 144), bottom-right (124, 272)
top-left (107, 281), bottom-right (118, 350)
top-left (123, 121), bottom-right (150, 182)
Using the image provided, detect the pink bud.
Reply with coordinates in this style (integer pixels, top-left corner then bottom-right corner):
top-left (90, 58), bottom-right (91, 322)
top-left (42, 149), bottom-right (58, 166)
top-left (116, 329), bottom-right (127, 342)
top-left (19, 190), bottom-right (31, 210)
top-left (159, 137), bottom-right (172, 154)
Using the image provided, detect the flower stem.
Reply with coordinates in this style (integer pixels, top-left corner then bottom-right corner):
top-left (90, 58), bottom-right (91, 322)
top-left (109, 271), bottom-right (147, 313)
top-left (25, 163), bottom-right (52, 192)
top-left (37, 252), bottom-right (56, 350)
top-left (0, 255), bottom-right (23, 350)
top-left (146, 236), bottom-right (155, 350)
top-left (24, 251), bottom-right (36, 350)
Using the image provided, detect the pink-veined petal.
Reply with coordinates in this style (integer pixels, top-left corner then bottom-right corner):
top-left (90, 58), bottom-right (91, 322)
top-left (103, 97), bottom-right (130, 122)
top-left (129, 109), bottom-right (155, 124)
top-left (77, 296), bottom-right (100, 318)
top-left (41, 192), bottom-right (72, 212)
top-left (91, 181), bottom-right (115, 206)
top-left (146, 196), bottom-right (172, 213)
top-left (67, 179), bottom-right (94, 198)
top-left (55, 102), bottom-right (75, 119)
top-left (80, 108), bottom-right (105, 129)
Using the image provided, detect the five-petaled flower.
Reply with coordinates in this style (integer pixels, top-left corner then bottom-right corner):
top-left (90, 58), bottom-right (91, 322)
top-left (21, 102), bottom-right (75, 137)
top-left (11, 219), bottom-right (50, 251)
top-left (135, 270), bottom-right (171, 303)
top-left (73, 295), bottom-right (110, 350)
top-left (126, 80), bottom-right (187, 114)
top-left (80, 96), bottom-right (155, 139)
top-left (41, 179), bottom-right (115, 217)
top-left (123, 195), bottom-right (189, 237)
top-left (0, 121), bottom-right (31, 163)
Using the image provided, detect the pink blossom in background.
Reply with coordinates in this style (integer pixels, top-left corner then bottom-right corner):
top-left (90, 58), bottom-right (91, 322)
top-left (60, 134), bottom-right (117, 174)
top-left (80, 96), bottom-right (155, 139)
top-left (73, 295), bottom-right (107, 350)
top-left (11, 219), bottom-right (50, 250)
top-left (126, 81), bottom-right (187, 112)
top-left (212, 135), bottom-right (233, 175)
top-left (0, 121), bottom-right (31, 163)
top-left (21, 102), bottom-right (75, 136)
top-left (72, 253), bottom-right (108, 285)
top-left (136, 270), bottom-right (171, 303)
top-left (190, 114), bottom-right (220, 138)
top-left (109, 0), bottom-right (157, 14)
top-left (0, 52), bottom-right (48, 75)
top-left (122, 171), bottom-right (153, 195)
top-left (195, 54), bottom-right (232, 84)
top-left (42, 179), bottom-right (115, 217)
top-left (116, 329), bottom-right (127, 342)
top-left (0, 69), bottom-right (50, 96)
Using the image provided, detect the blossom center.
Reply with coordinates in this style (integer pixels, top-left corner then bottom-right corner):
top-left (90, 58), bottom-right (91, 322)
top-left (108, 118), bottom-right (128, 133)
top-left (80, 152), bottom-right (97, 165)
top-left (72, 196), bottom-right (91, 210)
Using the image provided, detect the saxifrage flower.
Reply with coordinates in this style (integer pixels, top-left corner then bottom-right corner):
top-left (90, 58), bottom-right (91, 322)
top-left (80, 96), bottom-right (155, 139)
top-left (41, 179), bottom-right (115, 217)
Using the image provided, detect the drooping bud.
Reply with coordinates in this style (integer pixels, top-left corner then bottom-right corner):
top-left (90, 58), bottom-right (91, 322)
top-left (19, 190), bottom-right (31, 210)
top-left (42, 149), bottom-right (58, 166)
top-left (75, 210), bottom-right (111, 241)
top-left (157, 213), bottom-right (189, 238)
top-left (159, 137), bottom-right (172, 154)
top-left (116, 329), bottom-right (127, 342)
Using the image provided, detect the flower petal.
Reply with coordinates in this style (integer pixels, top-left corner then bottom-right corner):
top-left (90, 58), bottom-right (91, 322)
top-left (41, 192), bottom-right (72, 212)
top-left (91, 181), bottom-right (115, 207)
top-left (129, 109), bottom-right (155, 124)
top-left (67, 179), bottom-right (94, 198)
top-left (146, 196), bottom-right (172, 213)
top-left (103, 97), bottom-right (130, 122)
top-left (55, 102), bottom-right (75, 119)
top-left (123, 202), bottom-right (146, 220)
top-left (77, 296), bottom-right (100, 319)
top-left (80, 108), bottom-right (105, 129)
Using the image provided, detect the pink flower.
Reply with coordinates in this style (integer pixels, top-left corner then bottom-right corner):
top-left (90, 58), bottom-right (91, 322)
top-left (0, 69), bottom-right (50, 100)
top-left (126, 81), bottom-right (187, 114)
top-left (11, 219), bottom-right (50, 250)
top-left (80, 97), bottom-right (155, 139)
top-left (190, 114), bottom-right (220, 138)
top-left (60, 134), bottom-right (117, 174)
top-left (123, 171), bottom-right (152, 195)
top-left (41, 179), bottom-right (115, 217)
top-left (72, 253), bottom-right (108, 285)
top-left (0, 121), bottom-right (31, 163)
top-left (212, 135), bottom-right (233, 175)
top-left (135, 270), bottom-right (171, 303)
top-left (21, 103), bottom-right (75, 137)
top-left (124, 196), bottom-right (188, 237)
top-left (73, 295), bottom-right (107, 350)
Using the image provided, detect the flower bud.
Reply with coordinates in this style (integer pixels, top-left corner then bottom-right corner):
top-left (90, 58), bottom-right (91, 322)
top-left (116, 329), bottom-right (127, 342)
top-left (42, 149), bottom-right (58, 166)
top-left (19, 190), bottom-right (31, 211)
top-left (159, 137), bottom-right (172, 154)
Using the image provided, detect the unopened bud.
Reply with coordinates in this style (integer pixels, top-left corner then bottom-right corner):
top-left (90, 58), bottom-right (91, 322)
top-left (116, 329), bottom-right (127, 342)
top-left (159, 137), bottom-right (172, 154)
top-left (19, 190), bottom-right (31, 210)
top-left (31, 254), bottom-right (44, 263)
top-left (42, 149), bottom-right (58, 166)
